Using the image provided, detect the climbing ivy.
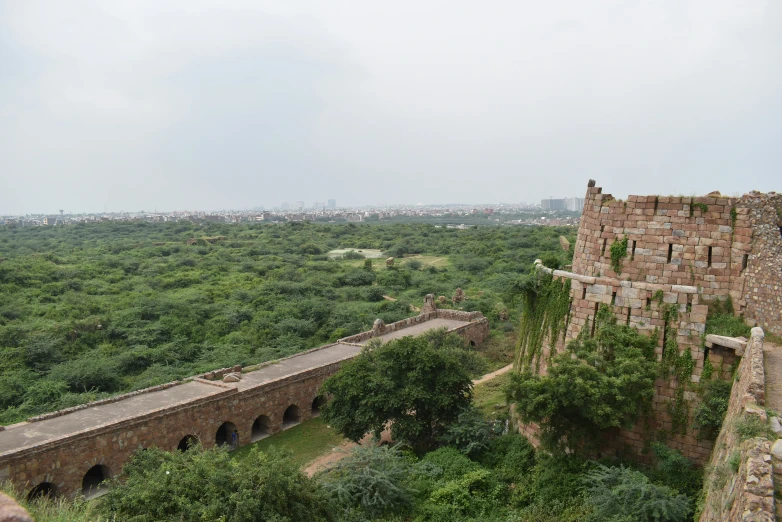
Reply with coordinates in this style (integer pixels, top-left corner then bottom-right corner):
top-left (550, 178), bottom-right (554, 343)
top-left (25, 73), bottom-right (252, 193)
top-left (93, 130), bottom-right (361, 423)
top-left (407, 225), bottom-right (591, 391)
top-left (658, 305), bottom-right (694, 436)
top-left (730, 207), bottom-right (737, 228)
top-left (515, 270), bottom-right (572, 374)
top-left (609, 236), bottom-right (629, 274)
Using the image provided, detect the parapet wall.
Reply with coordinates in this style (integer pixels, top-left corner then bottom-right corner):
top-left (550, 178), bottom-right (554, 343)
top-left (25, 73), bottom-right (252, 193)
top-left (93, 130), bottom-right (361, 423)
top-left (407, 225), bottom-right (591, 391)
top-left (337, 309), bottom-right (487, 345)
top-left (698, 328), bottom-right (774, 521)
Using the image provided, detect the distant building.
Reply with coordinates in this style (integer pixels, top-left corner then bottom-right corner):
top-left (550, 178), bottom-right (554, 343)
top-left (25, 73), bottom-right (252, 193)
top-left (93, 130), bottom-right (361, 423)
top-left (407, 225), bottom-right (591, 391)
top-left (295, 201), bottom-right (305, 211)
top-left (328, 199), bottom-right (336, 210)
top-left (564, 197), bottom-right (585, 211)
top-left (541, 198), bottom-right (566, 210)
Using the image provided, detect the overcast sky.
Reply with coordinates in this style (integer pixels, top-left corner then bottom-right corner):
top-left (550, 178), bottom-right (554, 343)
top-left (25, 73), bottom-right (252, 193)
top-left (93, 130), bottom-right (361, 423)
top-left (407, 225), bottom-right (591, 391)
top-left (1, 1), bottom-right (780, 214)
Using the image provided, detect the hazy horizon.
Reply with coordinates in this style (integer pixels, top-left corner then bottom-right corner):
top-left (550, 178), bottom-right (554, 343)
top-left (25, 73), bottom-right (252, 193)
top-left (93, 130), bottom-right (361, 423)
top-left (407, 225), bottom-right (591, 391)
top-left (2, 1), bottom-right (780, 215)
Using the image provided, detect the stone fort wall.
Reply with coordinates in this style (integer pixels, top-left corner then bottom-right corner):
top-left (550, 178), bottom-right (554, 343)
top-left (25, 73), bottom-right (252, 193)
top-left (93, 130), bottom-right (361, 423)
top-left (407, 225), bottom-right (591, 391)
top-left (518, 181), bottom-right (781, 464)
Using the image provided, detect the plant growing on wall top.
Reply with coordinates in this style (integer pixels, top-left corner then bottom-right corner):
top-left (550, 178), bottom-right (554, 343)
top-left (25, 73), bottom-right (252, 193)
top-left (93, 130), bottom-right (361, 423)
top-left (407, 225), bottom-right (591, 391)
top-left (609, 236), bottom-right (629, 274)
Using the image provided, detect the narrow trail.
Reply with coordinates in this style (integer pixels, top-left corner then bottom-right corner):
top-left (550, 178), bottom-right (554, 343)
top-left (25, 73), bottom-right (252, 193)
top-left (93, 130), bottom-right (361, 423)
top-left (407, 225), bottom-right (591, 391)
top-left (302, 362), bottom-right (514, 477)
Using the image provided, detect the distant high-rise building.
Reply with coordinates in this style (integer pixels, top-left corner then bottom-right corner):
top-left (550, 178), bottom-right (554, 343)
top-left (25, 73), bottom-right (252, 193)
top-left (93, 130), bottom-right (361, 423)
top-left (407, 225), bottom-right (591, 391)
top-left (564, 197), bottom-right (585, 211)
top-left (295, 201), bottom-right (304, 211)
top-left (327, 199), bottom-right (336, 210)
top-left (313, 201), bottom-right (324, 210)
top-left (541, 198), bottom-right (566, 210)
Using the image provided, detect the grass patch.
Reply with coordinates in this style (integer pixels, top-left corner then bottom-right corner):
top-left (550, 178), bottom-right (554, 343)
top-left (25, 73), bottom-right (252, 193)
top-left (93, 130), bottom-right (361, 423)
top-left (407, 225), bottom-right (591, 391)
top-left (473, 371), bottom-right (511, 422)
top-left (231, 417), bottom-right (347, 468)
top-left (476, 332), bottom-right (516, 373)
top-left (733, 415), bottom-right (770, 441)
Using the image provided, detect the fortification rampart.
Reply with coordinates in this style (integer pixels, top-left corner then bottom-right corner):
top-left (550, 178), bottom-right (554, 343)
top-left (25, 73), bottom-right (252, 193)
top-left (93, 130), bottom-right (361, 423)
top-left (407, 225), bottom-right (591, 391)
top-left (698, 328), bottom-right (774, 521)
top-left (518, 181), bottom-right (781, 464)
top-left (0, 300), bottom-right (489, 499)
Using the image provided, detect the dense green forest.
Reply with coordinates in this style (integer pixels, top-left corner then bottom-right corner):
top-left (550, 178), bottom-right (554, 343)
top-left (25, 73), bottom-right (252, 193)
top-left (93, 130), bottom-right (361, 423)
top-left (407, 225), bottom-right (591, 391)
top-left (0, 221), bottom-right (573, 424)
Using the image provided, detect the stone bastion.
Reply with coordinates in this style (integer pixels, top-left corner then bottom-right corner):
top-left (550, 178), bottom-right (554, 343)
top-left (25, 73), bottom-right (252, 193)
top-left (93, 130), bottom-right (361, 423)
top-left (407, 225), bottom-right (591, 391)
top-left (0, 300), bottom-right (488, 500)
top-left (517, 181), bottom-right (782, 465)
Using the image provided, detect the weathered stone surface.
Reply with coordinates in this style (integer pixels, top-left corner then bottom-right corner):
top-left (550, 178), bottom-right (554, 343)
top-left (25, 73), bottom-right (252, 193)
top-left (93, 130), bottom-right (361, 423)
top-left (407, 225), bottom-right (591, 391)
top-left (385, 257), bottom-right (394, 267)
top-left (0, 492), bottom-right (32, 522)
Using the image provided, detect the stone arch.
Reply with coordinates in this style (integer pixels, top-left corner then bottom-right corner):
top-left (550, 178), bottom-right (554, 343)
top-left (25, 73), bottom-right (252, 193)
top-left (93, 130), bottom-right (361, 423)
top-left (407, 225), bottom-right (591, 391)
top-left (251, 415), bottom-right (272, 442)
top-left (27, 482), bottom-right (57, 501)
top-left (82, 464), bottom-right (111, 499)
top-left (215, 421), bottom-right (238, 448)
top-left (282, 405), bottom-right (301, 429)
top-left (469, 340), bottom-right (476, 347)
top-left (311, 396), bottom-right (327, 417)
top-left (177, 434), bottom-right (199, 451)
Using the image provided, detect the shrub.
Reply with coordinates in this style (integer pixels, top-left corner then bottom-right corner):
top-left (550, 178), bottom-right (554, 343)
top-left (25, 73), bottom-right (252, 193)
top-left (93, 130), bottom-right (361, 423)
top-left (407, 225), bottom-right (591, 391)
top-left (479, 433), bottom-right (537, 483)
top-left (733, 415), bottom-right (770, 441)
top-left (693, 379), bottom-right (732, 439)
top-left (439, 407), bottom-right (502, 458)
top-left (101, 446), bottom-right (329, 522)
top-left (317, 444), bottom-right (414, 517)
top-left (583, 465), bottom-right (692, 522)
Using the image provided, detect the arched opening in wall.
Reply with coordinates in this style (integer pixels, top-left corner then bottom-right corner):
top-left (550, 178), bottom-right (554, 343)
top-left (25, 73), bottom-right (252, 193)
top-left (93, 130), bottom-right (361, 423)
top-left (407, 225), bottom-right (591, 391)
top-left (251, 415), bottom-right (272, 442)
top-left (82, 465), bottom-right (111, 499)
top-left (177, 435), bottom-right (199, 451)
top-left (215, 422), bottom-right (238, 448)
top-left (282, 405), bottom-right (301, 430)
top-left (27, 482), bottom-right (57, 501)
top-left (311, 396), bottom-right (327, 417)
top-left (469, 340), bottom-right (476, 347)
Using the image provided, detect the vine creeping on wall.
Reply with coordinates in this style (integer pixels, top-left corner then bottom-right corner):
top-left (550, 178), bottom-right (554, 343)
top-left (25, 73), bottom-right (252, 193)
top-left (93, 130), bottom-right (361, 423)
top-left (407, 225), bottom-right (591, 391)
top-left (658, 304), bottom-right (694, 436)
top-left (609, 236), bottom-right (629, 275)
top-left (515, 271), bottom-right (571, 374)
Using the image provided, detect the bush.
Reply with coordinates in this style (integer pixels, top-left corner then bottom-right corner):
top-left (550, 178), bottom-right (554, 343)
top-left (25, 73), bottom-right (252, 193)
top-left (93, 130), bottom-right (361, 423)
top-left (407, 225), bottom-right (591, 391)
top-left (101, 446), bottom-right (329, 522)
top-left (693, 379), bottom-right (732, 439)
top-left (439, 407), bottom-right (502, 458)
top-left (646, 443), bottom-right (702, 499)
top-left (733, 415), bottom-right (770, 441)
top-left (479, 433), bottom-right (536, 483)
top-left (317, 444), bottom-right (414, 517)
top-left (582, 465), bottom-right (691, 522)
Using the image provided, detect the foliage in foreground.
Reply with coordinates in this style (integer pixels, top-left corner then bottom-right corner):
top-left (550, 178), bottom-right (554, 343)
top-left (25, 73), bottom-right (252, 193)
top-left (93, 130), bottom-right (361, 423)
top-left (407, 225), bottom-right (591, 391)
top-left (100, 445), bottom-right (329, 522)
top-left (320, 332), bottom-right (473, 449)
top-left (583, 465), bottom-right (692, 522)
top-left (508, 306), bottom-right (658, 451)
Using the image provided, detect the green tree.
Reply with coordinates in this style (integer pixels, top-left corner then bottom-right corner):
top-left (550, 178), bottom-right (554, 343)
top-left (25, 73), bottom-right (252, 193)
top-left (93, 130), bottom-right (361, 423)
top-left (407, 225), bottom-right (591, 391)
top-left (508, 306), bottom-right (657, 451)
top-left (320, 334), bottom-right (473, 449)
top-left (583, 465), bottom-right (691, 522)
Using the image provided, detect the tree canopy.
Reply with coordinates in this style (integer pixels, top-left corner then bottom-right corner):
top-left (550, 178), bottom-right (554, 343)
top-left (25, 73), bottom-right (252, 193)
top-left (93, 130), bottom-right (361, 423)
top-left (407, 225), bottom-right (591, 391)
top-left (321, 332), bottom-right (473, 449)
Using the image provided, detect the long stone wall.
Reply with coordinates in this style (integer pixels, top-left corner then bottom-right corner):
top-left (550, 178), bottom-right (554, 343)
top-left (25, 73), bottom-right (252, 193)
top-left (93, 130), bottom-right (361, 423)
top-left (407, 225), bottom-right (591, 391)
top-left (0, 301), bottom-right (489, 500)
top-left (699, 328), bottom-right (775, 521)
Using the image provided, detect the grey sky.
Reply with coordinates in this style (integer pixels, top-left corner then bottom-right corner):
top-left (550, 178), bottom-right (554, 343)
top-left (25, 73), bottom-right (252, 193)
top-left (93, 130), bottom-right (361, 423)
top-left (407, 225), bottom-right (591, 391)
top-left (1, 1), bottom-right (780, 214)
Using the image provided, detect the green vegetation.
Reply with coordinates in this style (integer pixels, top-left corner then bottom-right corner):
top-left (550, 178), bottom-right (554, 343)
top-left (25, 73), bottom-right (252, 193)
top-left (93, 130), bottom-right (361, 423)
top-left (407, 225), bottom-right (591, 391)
top-left (692, 379), bottom-right (732, 439)
top-left (321, 332), bottom-right (473, 449)
top-left (515, 272), bottom-right (571, 373)
top-left (609, 235), bottom-right (629, 274)
top-left (231, 416), bottom-right (345, 467)
top-left (705, 296), bottom-right (751, 338)
top-left (509, 306), bottom-right (658, 451)
top-left (473, 371), bottom-right (511, 421)
top-left (0, 221), bottom-right (573, 424)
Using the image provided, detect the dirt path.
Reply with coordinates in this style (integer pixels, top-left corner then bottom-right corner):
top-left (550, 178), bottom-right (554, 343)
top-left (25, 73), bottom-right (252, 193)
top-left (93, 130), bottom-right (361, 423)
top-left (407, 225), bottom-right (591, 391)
top-left (763, 341), bottom-right (782, 412)
top-left (302, 362), bottom-right (515, 476)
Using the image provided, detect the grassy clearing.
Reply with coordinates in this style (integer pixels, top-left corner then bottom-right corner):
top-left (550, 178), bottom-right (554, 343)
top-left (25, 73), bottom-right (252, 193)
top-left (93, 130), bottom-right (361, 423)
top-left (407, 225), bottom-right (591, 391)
top-left (231, 416), bottom-right (347, 467)
top-left (476, 332), bottom-right (516, 372)
top-left (398, 254), bottom-right (450, 268)
top-left (473, 371), bottom-right (511, 422)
